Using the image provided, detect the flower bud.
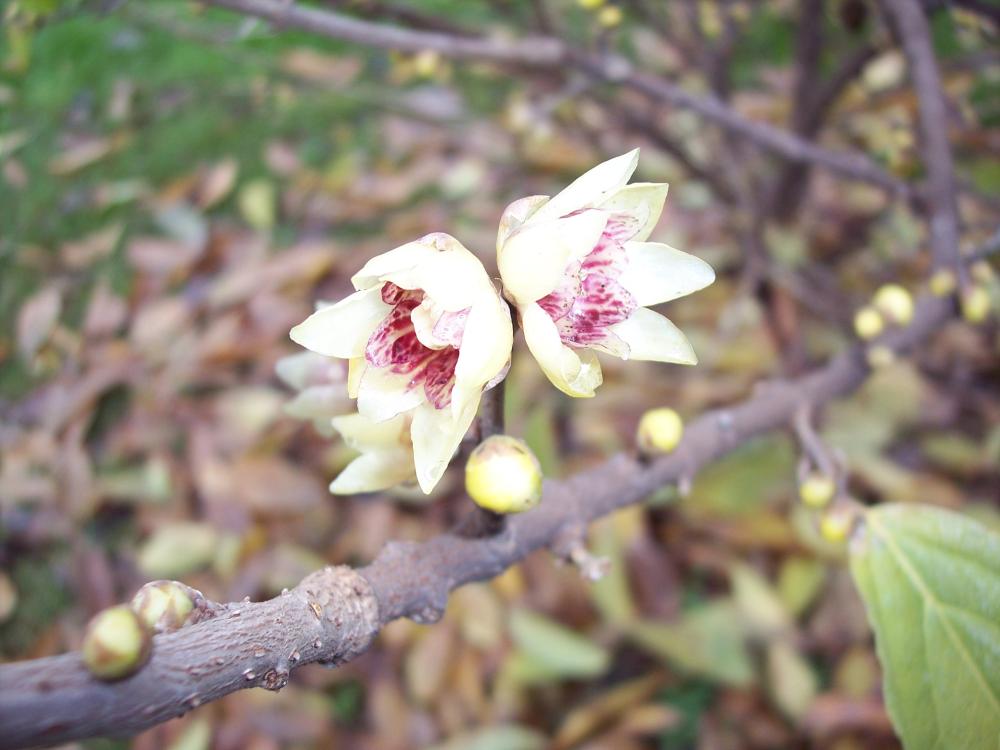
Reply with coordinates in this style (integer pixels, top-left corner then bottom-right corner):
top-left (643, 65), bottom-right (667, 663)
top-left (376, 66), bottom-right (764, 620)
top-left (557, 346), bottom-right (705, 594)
top-left (598, 5), bottom-right (623, 27)
top-left (131, 580), bottom-right (195, 634)
top-left (577, 0), bottom-right (604, 8)
top-left (872, 283), bottom-right (914, 325)
top-left (798, 473), bottom-right (836, 509)
top-left (961, 285), bottom-right (992, 324)
top-left (82, 605), bottom-right (152, 680)
top-left (853, 306), bottom-right (884, 340)
top-left (820, 509), bottom-right (853, 544)
top-left (637, 407), bottom-right (684, 454)
top-left (865, 344), bottom-right (896, 369)
top-left (413, 50), bottom-right (440, 78)
top-left (928, 269), bottom-right (956, 297)
top-left (465, 435), bottom-right (542, 514)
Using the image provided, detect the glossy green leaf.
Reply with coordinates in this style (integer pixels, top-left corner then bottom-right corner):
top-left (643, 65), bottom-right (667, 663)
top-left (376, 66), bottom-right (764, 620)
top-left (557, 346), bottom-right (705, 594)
top-left (849, 503), bottom-right (1000, 750)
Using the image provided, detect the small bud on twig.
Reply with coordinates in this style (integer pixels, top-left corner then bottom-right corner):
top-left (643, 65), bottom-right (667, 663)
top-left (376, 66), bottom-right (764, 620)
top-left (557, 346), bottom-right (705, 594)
top-left (872, 283), bottom-right (914, 325)
top-left (131, 580), bottom-right (195, 634)
top-left (961, 285), bottom-right (992, 324)
top-left (637, 407), bottom-right (684, 455)
top-left (82, 605), bottom-right (152, 681)
top-left (465, 435), bottom-right (542, 514)
top-left (798, 472), bottom-right (836, 509)
top-left (853, 306), bottom-right (884, 340)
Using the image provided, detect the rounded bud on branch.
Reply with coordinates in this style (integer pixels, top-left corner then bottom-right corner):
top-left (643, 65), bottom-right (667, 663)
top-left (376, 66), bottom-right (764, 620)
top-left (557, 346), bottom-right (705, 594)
top-left (82, 605), bottom-right (152, 681)
top-left (853, 306), bottom-right (884, 340)
top-left (799, 472), bottom-right (836, 509)
top-left (465, 435), bottom-right (543, 514)
top-left (131, 580), bottom-right (195, 634)
top-left (873, 283), bottom-right (914, 325)
top-left (637, 407), bottom-right (684, 455)
top-left (961, 285), bottom-right (992, 324)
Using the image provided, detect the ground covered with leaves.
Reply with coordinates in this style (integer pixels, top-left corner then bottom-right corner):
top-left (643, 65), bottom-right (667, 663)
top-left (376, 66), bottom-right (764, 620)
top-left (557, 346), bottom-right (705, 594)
top-left (1, 2), bottom-right (998, 749)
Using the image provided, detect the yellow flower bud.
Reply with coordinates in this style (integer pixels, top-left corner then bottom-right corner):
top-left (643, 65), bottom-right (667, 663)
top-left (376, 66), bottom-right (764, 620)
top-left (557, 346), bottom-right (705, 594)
top-left (131, 580), bottom-right (195, 634)
top-left (798, 472), bottom-right (836, 508)
top-left (820, 509), bottom-right (853, 544)
top-left (928, 269), bottom-right (956, 297)
top-left (82, 605), bottom-right (152, 680)
top-left (465, 435), bottom-right (542, 514)
top-left (853, 306), bottom-right (884, 340)
top-left (866, 344), bottom-right (896, 369)
top-left (577, 0), bottom-right (604, 8)
top-left (637, 407), bottom-right (684, 454)
top-left (597, 5), bottom-right (623, 27)
top-left (872, 283), bottom-right (914, 325)
top-left (961, 285), bottom-right (992, 324)
top-left (413, 50), bottom-right (440, 78)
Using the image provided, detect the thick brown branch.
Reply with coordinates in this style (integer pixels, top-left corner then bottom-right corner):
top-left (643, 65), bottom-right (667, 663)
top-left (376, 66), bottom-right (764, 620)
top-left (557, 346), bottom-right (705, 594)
top-left (882, 0), bottom-right (963, 277)
top-left (2, 233), bottom-right (996, 750)
top-left (201, 0), bottom-right (910, 195)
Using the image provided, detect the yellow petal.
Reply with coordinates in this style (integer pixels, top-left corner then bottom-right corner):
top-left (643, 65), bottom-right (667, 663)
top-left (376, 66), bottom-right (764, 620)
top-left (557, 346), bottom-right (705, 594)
top-left (498, 211), bottom-right (608, 305)
top-left (618, 242), bottom-right (715, 306)
top-left (529, 148), bottom-right (639, 223)
top-left (331, 412), bottom-right (408, 451)
top-left (382, 234), bottom-right (492, 311)
top-left (497, 195), bottom-right (549, 252)
top-left (346, 357), bottom-right (365, 398)
top-left (329, 448), bottom-right (415, 494)
top-left (289, 287), bottom-right (389, 358)
top-left (608, 307), bottom-right (697, 364)
top-left (410, 400), bottom-right (478, 493)
top-left (351, 240), bottom-right (438, 291)
top-left (454, 290), bottom-right (513, 409)
top-left (599, 183), bottom-right (669, 242)
top-left (356, 366), bottom-right (424, 422)
top-left (521, 302), bottom-right (603, 397)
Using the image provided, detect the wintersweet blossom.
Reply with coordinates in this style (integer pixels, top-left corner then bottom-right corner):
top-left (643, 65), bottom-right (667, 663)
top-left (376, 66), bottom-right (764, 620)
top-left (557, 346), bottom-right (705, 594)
top-left (497, 149), bottom-right (715, 397)
top-left (290, 233), bottom-right (513, 493)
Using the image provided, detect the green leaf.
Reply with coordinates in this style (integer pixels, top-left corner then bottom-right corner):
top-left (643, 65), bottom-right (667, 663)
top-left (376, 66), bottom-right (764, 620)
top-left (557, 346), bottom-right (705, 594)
top-left (627, 601), bottom-right (754, 687)
top-left (508, 609), bottom-right (609, 679)
top-left (849, 503), bottom-right (1000, 749)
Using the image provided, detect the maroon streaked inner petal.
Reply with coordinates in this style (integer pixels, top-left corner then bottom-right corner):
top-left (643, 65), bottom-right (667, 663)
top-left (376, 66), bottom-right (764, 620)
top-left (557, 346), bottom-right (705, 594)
top-left (536, 212), bottom-right (637, 352)
top-left (365, 283), bottom-right (467, 409)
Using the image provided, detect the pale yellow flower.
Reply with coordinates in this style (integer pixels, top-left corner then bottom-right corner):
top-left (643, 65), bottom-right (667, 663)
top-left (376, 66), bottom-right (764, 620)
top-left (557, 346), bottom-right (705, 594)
top-left (497, 149), bottom-right (714, 397)
top-left (290, 233), bottom-right (513, 493)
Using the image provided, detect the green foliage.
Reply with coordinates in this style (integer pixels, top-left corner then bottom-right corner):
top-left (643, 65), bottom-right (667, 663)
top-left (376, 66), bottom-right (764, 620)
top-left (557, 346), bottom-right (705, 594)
top-left (849, 503), bottom-right (1000, 749)
top-left (508, 609), bottom-right (610, 680)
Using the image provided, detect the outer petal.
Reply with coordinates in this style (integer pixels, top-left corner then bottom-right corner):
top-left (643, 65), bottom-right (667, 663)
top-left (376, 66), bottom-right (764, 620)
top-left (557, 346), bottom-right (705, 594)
top-left (529, 149), bottom-right (639, 224)
top-left (346, 357), bottom-right (365, 398)
top-left (618, 242), bottom-right (716, 307)
top-left (608, 307), bottom-right (697, 364)
top-left (453, 291), bottom-right (513, 418)
top-left (356, 366), bottom-right (425, 421)
top-left (329, 448), bottom-right (415, 494)
top-left (331, 412), bottom-right (409, 451)
top-left (284, 385), bottom-right (348, 421)
top-left (521, 302), bottom-right (603, 397)
top-left (290, 287), bottom-right (389, 358)
top-left (351, 240), bottom-right (438, 291)
top-left (599, 183), bottom-right (669, 243)
top-left (498, 211), bottom-right (608, 305)
top-left (410, 399), bottom-right (478, 493)
top-left (382, 234), bottom-right (491, 311)
top-left (497, 195), bottom-right (549, 252)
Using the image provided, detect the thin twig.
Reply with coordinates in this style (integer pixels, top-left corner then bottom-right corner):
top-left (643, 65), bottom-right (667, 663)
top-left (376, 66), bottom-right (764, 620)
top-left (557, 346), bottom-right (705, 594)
top-left (201, 0), bottom-right (911, 195)
top-left (882, 0), bottom-right (965, 281)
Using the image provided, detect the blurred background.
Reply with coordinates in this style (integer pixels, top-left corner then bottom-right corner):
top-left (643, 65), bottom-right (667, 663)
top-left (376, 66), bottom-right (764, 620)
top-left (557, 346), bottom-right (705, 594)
top-left (1, 1), bottom-right (998, 748)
